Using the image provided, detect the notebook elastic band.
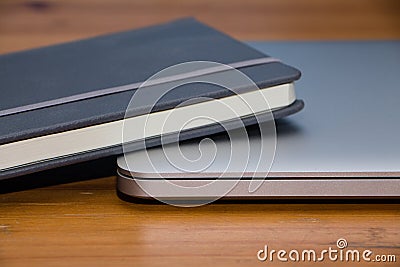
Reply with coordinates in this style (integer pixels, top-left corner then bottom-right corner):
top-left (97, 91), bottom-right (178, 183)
top-left (0, 57), bottom-right (281, 117)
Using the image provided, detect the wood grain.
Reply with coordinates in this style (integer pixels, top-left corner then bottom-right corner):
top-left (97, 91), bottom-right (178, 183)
top-left (1, 178), bottom-right (399, 267)
top-left (0, 0), bottom-right (399, 54)
top-left (1, 1), bottom-right (399, 266)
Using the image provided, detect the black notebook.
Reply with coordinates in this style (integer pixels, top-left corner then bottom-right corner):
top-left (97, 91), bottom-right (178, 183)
top-left (0, 18), bottom-right (303, 180)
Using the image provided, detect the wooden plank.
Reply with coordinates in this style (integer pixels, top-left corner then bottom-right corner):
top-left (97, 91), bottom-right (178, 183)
top-left (0, 0), bottom-right (399, 53)
top-left (1, 178), bottom-right (399, 267)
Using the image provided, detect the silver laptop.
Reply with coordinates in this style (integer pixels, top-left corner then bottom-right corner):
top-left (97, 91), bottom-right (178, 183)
top-left (117, 41), bottom-right (400, 200)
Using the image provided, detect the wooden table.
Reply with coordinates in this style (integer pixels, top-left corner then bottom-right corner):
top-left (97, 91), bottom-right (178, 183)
top-left (1, 1), bottom-right (399, 266)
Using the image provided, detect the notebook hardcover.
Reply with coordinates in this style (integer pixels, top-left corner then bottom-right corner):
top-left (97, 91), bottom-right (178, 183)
top-left (0, 18), bottom-right (302, 180)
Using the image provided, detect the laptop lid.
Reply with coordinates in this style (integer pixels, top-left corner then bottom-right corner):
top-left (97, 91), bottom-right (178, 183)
top-left (118, 41), bottom-right (400, 178)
